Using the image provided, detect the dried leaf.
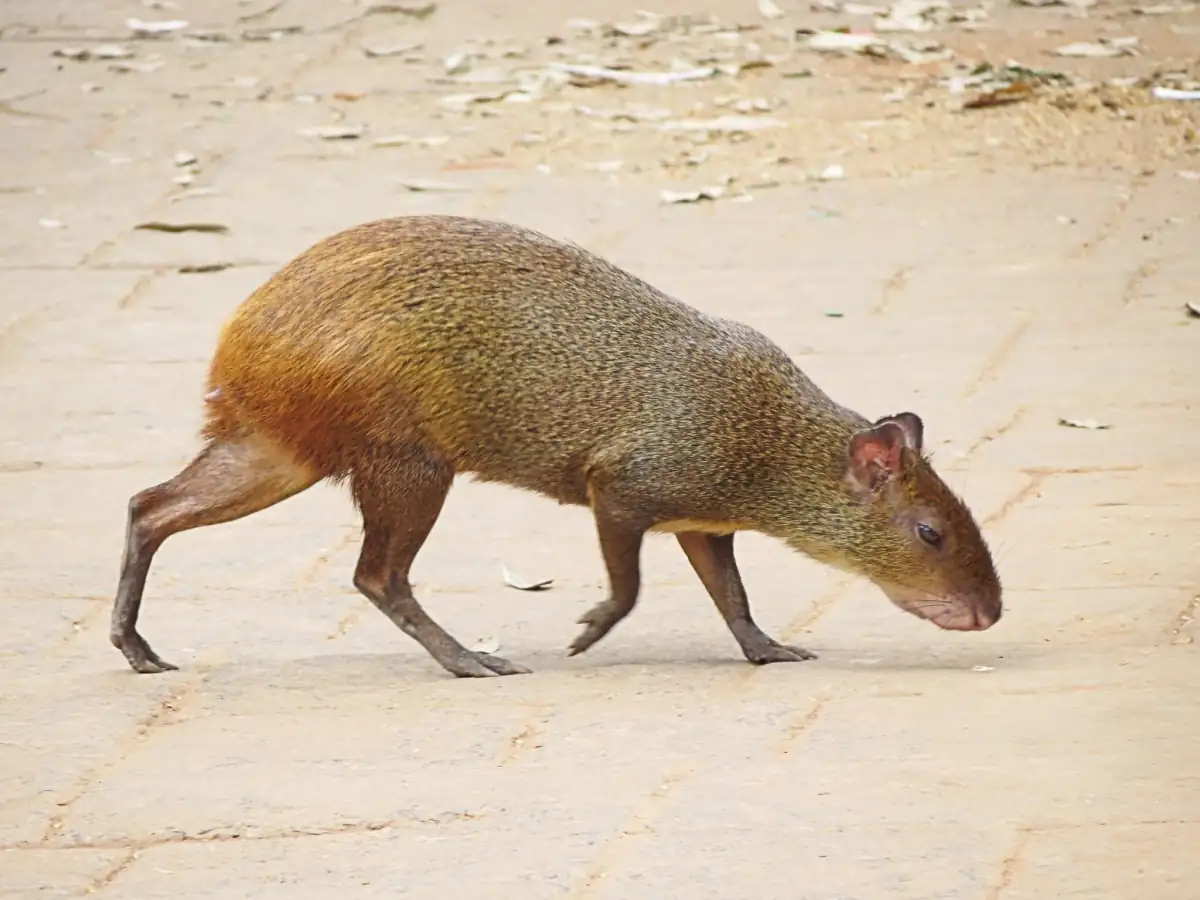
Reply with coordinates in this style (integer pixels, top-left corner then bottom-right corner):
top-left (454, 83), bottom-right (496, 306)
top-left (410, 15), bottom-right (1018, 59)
top-left (442, 51), bottom-right (471, 75)
top-left (501, 565), bottom-right (554, 591)
top-left (187, 30), bottom-right (233, 43)
top-left (173, 151), bottom-right (198, 166)
top-left (109, 60), bottom-right (164, 74)
top-left (396, 178), bottom-right (466, 192)
top-left (470, 636), bottom-right (501, 653)
top-left (874, 0), bottom-right (949, 32)
top-left (1185, 301), bottom-right (1200, 317)
top-left (971, 665), bottom-right (995, 672)
top-left (298, 124), bottom-right (364, 140)
top-left (437, 91), bottom-right (509, 111)
top-left (127, 17), bottom-right (189, 36)
top-left (1053, 41), bottom-right (1131, 58)
top-left (135, 221), bottom-right (230, 234)
top-left (1153, 86), bottom-right (1200, 100)
top-left (807, 31), bottom-right (881, 53)
top-left (552, 63), bottom-right (716, 86)
top-left (963, 81), bottom-right (1036, 109)
top-left (758, 0), bottom-right (787, 18)
top-left (179, 263), bottom-right (232, 273)
top-left (362, 41), bottom-right (423, 58)
top-left (576, 104), bottom-right (672, 122)
top-left (817, 163), bottom-right (845, 180)
top-left (1057, 417), bottom-right (1111, 430)
top-left (726, 97), bottom-right (773, 113)
top-left (661, 184), bottom-right (727, 203)
top-left (241, 25), bottom-right (304, 40)
top-left (717, 57), bottom-right (778, 77)
top-left (38, 219), bottom-right (65, 229)
top-left (373, 134), bottom-right (450, 147)
top-left (611, 13), bottom-right (661, 36)
top-left (883, 38), bottom-right (953, 63)
top-left (53, 44), bottom-right (135, 61)
top-left (365, 1), bottom-right (437, 18)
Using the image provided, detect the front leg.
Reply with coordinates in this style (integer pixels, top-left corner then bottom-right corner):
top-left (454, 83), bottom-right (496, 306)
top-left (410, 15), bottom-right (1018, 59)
top-left (676, 531), bottom-right (817, 665)
top-left (567, 487), bottom-right (647, 657)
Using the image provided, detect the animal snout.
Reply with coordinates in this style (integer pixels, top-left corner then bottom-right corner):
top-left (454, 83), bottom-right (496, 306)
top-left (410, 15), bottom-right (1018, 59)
top-left (931, 601), bottom-right (1001, 632)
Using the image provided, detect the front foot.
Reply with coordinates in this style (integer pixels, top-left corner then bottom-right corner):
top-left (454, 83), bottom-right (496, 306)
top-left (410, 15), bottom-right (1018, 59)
top-left (111, 630), bottom-right (179, 674)
top-left (567, 600), bottom-right (629, 657)
top-left (736, 627), bottom-right (818, 665)
top-left (440, 648), bottom-right (532, 678)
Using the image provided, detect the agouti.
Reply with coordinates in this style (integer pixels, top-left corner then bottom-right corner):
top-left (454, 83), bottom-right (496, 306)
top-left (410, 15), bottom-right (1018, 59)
top-left (111, 215), bottom-right (1002, 678)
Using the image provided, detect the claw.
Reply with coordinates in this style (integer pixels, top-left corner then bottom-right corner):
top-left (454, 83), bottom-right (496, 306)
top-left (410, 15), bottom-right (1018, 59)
top-left (741, 638), bottom-right (818, 666)
top-left (114, 631), bottom-right (179, 674)
top-left (567, 600), bottom-right (627, 657)
top-left (443, 649), bottom-right (530, 678)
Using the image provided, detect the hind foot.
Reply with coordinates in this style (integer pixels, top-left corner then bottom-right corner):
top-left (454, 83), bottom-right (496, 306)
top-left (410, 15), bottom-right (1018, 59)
top-left (440, 648), bottom-right (531, 678)
top-left (111, 630), bottom-right (179, 674)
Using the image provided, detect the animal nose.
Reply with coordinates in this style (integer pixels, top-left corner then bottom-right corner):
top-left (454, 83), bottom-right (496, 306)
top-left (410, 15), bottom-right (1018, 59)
top-left (974, 604), bottom-right (1001, 630)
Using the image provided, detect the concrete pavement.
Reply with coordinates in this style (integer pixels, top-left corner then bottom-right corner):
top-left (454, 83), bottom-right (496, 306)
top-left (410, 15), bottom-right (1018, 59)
top-left (1, 1), bottom-right (1197, 897)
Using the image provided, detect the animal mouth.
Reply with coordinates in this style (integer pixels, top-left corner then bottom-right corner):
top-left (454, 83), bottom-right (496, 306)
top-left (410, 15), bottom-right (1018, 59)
top-left (928, 606), bottom-right (996, 631)
top-left (881, 586), bottom-right (1001, 632)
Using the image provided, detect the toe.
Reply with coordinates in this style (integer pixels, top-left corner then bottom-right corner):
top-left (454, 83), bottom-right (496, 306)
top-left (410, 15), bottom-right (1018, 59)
top-left (784, 644), bottom-right (819, 661)
top-left (445, 654), bottom-right (500, 678)
top-left (478, 653), bottom-right (531, 676)
top-left (567, 629), bottom-right (602, 657)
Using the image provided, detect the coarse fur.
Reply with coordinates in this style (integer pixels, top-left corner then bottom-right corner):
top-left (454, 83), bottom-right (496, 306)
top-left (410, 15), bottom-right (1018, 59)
top-left (110, 215), bottom-right (1002, 678)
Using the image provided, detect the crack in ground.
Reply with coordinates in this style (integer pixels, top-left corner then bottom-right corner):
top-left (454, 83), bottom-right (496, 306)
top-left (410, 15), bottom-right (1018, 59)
top-left (13, 811), bottom-right (485, 855)
top-left (39, 674), bottom-right (207, 845)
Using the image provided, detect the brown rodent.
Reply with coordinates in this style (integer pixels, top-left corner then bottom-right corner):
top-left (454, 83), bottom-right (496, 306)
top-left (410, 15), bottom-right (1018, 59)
top-left (111, 214), bottom-right (1002, 678)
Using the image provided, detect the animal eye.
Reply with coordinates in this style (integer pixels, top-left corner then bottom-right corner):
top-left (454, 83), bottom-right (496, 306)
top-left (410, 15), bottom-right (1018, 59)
top-left (916, 523), bottom-right (942, 547)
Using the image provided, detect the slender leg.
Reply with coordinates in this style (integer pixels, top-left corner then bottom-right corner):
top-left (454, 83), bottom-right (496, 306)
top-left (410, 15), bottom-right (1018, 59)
top-left (568, 493), bottom-right (646, 657)
top-left (676, 531), bottom-right (817, 664)
top-left (351, 453), bottom-right (530, 678)
top-left (112, 434), bottom-right (321, 674)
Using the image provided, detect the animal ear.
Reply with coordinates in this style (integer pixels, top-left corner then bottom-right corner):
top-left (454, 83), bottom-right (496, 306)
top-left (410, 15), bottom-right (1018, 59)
top-left (875, 412), bottom-right (924, 454)
top-left (846, 420), bottom-right (912, 492)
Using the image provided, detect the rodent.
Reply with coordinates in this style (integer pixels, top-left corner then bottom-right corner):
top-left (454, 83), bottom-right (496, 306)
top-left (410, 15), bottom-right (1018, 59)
top-left (110, 214), bottom-right (1002, 678)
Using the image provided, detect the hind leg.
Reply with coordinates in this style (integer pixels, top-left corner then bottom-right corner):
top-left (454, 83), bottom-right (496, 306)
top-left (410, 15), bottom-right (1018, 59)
top-left (112, 433), bottom-right (321, 674)
top-left (351, 451), bottom-right (530, 678)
